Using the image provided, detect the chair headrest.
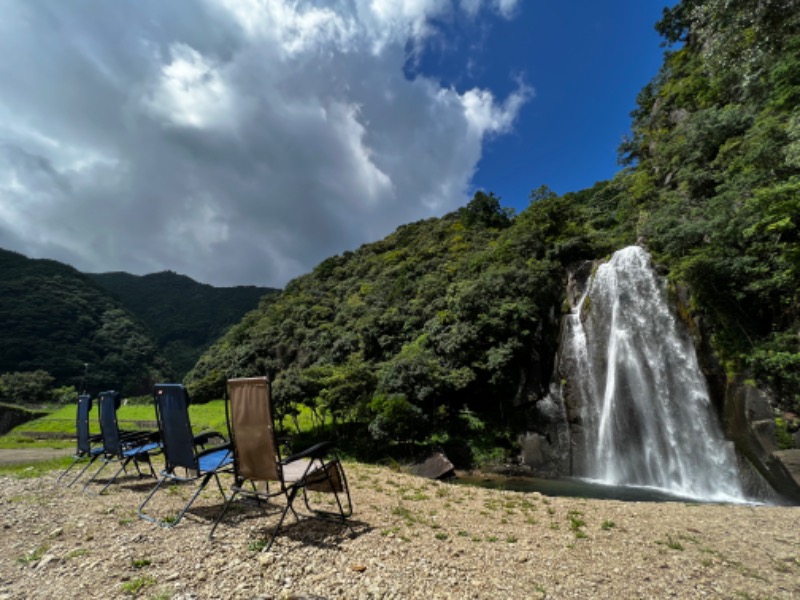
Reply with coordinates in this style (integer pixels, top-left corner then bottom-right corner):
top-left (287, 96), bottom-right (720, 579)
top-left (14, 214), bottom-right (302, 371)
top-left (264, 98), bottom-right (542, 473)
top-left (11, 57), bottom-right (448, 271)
top-left (154, 383), bottom-right (190, 406)
top-left (99, 390), bottom-right (122, 411)
top-left (78, 394), bottom-right (92, 412)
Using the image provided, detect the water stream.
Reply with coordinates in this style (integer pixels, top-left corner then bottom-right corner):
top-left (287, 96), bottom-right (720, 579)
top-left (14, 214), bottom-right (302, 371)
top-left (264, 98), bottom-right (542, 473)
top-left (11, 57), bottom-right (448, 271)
top-left (565, 246), bottom-right (745, 503)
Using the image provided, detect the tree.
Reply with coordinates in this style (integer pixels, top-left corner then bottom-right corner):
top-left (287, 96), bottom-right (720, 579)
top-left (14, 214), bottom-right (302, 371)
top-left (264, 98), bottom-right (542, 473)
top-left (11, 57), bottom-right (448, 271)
top-left (0, 370), bottom-right (55, 405)
top-left (460, 191), bottom-right (513, 229)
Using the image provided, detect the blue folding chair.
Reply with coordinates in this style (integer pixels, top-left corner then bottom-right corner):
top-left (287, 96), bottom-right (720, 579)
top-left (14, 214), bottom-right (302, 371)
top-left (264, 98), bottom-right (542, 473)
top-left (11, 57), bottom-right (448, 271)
top-left (138, 384), bottom-right (233, 528)
top-left (82, 390), bottom-right (160, 494)
top-left (57, 394), bottom-right (105, 486)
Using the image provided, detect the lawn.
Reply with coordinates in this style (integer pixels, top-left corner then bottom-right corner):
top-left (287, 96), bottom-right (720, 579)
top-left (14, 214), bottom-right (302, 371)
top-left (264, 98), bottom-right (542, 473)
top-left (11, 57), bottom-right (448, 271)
top-left (0, 400), bottom-right (323, 450)
top-left (0, 400), bottom-right (230, 449)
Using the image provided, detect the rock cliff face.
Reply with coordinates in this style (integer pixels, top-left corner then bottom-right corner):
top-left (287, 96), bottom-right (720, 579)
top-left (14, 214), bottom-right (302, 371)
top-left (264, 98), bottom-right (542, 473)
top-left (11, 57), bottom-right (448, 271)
top-left (521, 250), bottom-right (800, 504)
top-left (705, 362), bottom-right (800, 502)
top-left (671, 280), bottom-right (800, 503)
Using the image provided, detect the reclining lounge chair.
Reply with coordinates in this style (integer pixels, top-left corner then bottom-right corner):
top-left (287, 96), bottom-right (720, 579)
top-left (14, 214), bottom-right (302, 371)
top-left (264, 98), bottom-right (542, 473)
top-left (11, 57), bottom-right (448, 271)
top-left (57, 394), bottom-right (105, 486)
top-left (138, 383), bottom-right (233, 528)
top-left (209, 376), bottom-right (352, 549)
top-left (82, 390), bottom-right (160, 494)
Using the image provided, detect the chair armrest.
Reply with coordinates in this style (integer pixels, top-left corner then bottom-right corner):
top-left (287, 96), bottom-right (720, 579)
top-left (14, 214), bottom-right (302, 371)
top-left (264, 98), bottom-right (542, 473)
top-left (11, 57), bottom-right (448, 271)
top-left (193, 431), bottom-right (227, 448)
top-left (281, 441), bottom-right (333, 464)
top-left (119, 430), bottom-right (160, 448)
top-left (119, 429), bottom-right (153, 439)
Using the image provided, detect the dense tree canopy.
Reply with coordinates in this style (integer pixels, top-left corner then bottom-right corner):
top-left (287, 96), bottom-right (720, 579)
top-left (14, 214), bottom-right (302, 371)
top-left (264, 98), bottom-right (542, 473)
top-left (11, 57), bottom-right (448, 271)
top-left (186, 185), bottom-right (624, 460)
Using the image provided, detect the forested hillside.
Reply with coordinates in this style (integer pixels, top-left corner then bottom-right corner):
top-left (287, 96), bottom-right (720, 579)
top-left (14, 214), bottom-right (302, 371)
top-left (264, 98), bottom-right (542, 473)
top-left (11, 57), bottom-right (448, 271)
top-left (0, 249), bottom-right (171, 396)
top-left (0, 250), bottom-right (273, 398)
top-left (621, 0), bottom-right (800, 408)
top-left (89, 271), bottom-right (275, 378)
top-left (187, 0), bottom-right (799, 461)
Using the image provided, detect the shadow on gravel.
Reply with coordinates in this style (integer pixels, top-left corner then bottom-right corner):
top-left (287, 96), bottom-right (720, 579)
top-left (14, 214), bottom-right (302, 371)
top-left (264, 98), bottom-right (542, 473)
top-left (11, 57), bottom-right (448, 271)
top-left (191, 501), bottom-right (371, 549)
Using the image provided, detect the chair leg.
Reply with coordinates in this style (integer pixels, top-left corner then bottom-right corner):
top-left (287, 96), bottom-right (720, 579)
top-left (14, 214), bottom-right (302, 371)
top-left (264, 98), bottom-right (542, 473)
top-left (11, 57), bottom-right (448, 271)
top-left (134, 454), bottom-right (157, 479)
top-left (141, 472), bottom-right (219, 528)
top-left (335, 462), bottom-right (354, 518)
top-left (82, 459), bottom-right (111, 492)
top-left (98, 460), bottom-right (129, 494)
top-left (166, 472), bottom-right (214, 528)
top-left (211, 472), bottom-right (228, 501)
top-left (56, 457), bottom-right (81, 484)
top-left (209, 488), bottom-right (242, 541)
top-left (66, 455), bottom-right (100, 488)
top-left (302, 460), bottom-right (353, 520)
top-left (261, 486), bottom-right (299, 553)
top-left (138, 476), bottom-right (170, 524)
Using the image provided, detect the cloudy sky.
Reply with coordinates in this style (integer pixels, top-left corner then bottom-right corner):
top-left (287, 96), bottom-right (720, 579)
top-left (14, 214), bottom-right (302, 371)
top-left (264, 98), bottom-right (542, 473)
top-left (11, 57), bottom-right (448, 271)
top-left (0, 0), bottom-right (668, 288)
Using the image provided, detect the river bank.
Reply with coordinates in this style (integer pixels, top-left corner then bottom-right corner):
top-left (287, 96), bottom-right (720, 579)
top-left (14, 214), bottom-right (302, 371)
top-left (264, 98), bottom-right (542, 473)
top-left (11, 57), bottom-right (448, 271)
top-left (1, 461), bottom-right (798, 598)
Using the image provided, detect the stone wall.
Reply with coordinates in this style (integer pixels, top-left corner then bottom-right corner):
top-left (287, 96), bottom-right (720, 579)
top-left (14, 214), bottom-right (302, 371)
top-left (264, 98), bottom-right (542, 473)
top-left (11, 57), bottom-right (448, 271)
top-left (0, 404), bottom-right (47, 436)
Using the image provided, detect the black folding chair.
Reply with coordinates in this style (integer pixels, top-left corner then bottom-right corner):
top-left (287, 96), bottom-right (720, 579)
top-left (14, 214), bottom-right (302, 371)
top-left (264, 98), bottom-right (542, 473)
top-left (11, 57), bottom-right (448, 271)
top-left (57, 394), bottom-right (105, 486)
top-left (138, 383), bottom-right (233, 528)
top-left (82, 390), bottom-right (160, 494)
top-left (209, 376), bottom-right (352, 549)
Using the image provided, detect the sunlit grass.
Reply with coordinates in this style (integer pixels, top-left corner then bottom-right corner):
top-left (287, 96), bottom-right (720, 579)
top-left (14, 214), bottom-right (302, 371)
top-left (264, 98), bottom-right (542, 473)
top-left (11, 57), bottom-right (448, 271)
top-left (3, 399), bottom-right (323, 443)
top-left (0, 400), bottom-right (231, 450)
top-left (277, 403), bottom-right (332, 434)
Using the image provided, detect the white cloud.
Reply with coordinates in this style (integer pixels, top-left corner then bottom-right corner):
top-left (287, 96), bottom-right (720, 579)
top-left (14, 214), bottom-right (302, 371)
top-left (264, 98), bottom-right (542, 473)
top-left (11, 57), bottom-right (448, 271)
top-left (145, 44), bottom-right (236, 131)
top-left (461, 85), bottom-right (532, 136)
top-left (0, 0), bottom-right (528, 287)
top-left (492, 0), bottom-right (520, 19)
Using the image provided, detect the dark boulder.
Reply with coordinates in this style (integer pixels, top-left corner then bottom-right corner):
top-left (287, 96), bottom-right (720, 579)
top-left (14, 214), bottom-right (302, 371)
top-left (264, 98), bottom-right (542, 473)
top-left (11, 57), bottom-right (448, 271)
top-left (412, 452), bottom-right (455, 480)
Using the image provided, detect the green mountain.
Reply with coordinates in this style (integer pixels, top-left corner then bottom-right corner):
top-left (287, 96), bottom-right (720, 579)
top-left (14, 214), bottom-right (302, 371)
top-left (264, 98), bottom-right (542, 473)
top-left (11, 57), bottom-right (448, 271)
top-left (0, 248), bottom-right (171, 395)
top-left (88, 271), bottom-right (275, 379)
top-left (0, 250), bottom-right (274, 397)
top-left (186, 0), bottom-right (799, 462)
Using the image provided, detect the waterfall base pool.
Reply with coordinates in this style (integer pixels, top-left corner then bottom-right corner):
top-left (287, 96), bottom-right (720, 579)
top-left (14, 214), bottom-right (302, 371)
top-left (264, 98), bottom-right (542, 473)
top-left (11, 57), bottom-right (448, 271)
top-left (452, 474), bottom-right (738, 503)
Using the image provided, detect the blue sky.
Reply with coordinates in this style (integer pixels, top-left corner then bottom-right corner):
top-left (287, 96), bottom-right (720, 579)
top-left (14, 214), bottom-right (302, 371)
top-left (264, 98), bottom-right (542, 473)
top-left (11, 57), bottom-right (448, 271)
top-left (412, 1), bottom-right (670, 214)
top-left (0, 1), bottom-right (672, 287)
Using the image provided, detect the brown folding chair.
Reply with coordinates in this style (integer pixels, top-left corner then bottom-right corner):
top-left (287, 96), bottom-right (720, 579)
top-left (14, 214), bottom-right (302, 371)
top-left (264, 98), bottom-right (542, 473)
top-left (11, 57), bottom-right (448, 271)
top-left (209, 376), bottom-right (352, 549)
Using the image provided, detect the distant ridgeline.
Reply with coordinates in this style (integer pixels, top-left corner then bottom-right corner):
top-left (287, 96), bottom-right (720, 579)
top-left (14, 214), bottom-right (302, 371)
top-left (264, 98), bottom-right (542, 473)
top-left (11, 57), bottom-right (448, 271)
top-left (0, 248), bottom-right (274, 396)
top-left (87, 271), bottom-right (276, 379)
top-left (186, 0), bottom-right (800, 487)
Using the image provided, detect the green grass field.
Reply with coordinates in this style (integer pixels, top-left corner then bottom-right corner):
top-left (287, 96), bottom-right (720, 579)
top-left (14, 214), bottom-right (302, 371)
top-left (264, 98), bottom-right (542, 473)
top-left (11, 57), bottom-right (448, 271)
top-left (0, 400), bottom-right (230, 450)
top-left (0, 400), bottom-right (325, 450)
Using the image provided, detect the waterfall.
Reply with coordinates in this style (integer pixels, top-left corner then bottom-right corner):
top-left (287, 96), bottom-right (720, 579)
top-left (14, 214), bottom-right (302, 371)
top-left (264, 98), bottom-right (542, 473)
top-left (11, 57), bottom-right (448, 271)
top-left (565, 246), bottom-right (745, 502)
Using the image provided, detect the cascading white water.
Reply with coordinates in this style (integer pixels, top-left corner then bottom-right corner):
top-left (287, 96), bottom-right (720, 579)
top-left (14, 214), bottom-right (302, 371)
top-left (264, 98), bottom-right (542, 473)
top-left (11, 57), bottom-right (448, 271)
top-left (566, 246), bottom-right (745, 502)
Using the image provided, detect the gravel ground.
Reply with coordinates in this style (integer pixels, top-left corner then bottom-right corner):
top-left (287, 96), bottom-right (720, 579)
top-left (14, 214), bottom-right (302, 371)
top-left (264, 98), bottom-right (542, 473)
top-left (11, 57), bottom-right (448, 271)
top-left (0, 460), bottom-right (799, 599)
